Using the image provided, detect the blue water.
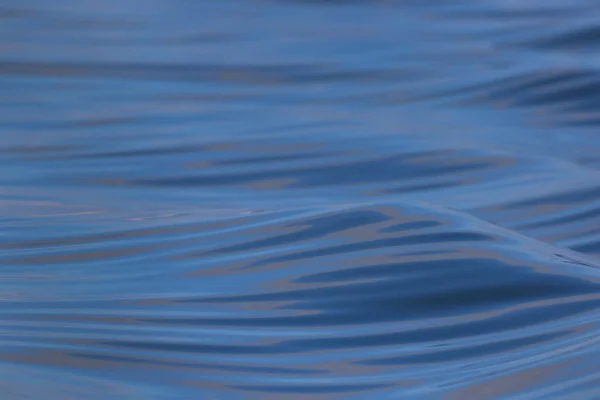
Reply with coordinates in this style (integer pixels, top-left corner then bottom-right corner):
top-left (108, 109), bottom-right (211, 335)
top-left (3, 1), bottom-right (600, 398)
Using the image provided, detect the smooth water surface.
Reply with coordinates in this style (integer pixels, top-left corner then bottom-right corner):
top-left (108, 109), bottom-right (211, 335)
top-left (3, 0), bottom-right (600, 398)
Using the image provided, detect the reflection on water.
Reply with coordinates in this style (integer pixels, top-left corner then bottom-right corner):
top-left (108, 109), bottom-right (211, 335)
top-left (3, 0), bottom-right (600, 398)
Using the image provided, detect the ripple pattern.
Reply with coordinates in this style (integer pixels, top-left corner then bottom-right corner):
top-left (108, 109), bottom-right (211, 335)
top-left (3, 0), bottom-right (600, 399)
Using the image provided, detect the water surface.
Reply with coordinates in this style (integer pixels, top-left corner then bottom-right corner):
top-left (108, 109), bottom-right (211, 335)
top-left (3, 0), bottom-right (600, 398)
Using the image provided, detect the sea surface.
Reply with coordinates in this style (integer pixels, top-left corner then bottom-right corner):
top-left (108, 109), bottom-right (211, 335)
top-left (3, 1), bottom-right (600, 399)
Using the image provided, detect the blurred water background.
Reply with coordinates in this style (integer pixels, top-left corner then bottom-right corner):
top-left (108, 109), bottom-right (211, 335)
top-left (3, 0), bottom-right (600, 398)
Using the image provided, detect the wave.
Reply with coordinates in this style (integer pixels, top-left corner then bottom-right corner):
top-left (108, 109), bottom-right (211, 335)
top-left (3, 202), bottom-right (600, 398)
top-left (3, 0), bottom-right (600, 398)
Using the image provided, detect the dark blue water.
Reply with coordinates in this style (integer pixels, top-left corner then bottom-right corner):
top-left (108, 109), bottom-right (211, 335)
top-left (3, 1), bottom-right (600, 398)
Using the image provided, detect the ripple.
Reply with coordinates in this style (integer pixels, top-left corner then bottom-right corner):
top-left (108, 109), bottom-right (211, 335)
top-left (4, 0), bottom-right (600, 398)
top-left (0, 60), bottom-right (407, 85)
top-left (3, 202), bottom-right (600, 397)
